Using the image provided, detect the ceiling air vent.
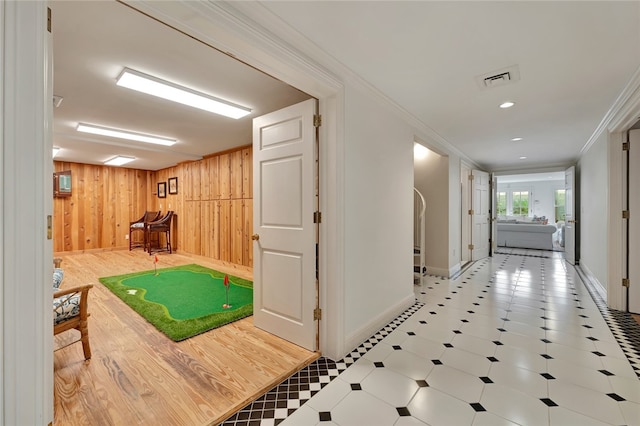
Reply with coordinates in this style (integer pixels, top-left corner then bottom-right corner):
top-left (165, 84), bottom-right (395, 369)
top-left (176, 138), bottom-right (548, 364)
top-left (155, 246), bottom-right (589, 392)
top-left (475, 65), bottom-right (520, 90)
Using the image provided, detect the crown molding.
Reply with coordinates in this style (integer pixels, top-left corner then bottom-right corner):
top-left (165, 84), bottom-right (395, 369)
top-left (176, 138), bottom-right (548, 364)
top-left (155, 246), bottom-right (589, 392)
top-left (581, 64), bottom-right (640, 155)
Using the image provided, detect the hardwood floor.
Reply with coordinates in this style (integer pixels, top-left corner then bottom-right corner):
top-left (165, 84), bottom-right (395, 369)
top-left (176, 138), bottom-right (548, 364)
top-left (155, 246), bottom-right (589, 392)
top-left (53, 250), bottom-right (319, 426)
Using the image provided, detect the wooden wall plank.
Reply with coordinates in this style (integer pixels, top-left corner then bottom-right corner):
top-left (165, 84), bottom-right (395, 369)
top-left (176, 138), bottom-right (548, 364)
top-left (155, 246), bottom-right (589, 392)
top-left (243, 199), bottom-right (253, 267)
top-left (242, 147), bottom-right (252, 199)
top-left (219, 200), bottom-right (231, 262)
top-left (219, 154), bottom-right (230, 200)
top-left (230, 200), bottom-right (244, 265)
top-left (230, 150), bottom-right (243, 200)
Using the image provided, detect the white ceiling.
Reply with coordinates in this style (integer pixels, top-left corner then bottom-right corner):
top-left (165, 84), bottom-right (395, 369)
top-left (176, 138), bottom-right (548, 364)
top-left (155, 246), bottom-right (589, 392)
top-left (51, 1), bottom-right (311, 171)
top-left (53, 1), bottom-right (640, 172)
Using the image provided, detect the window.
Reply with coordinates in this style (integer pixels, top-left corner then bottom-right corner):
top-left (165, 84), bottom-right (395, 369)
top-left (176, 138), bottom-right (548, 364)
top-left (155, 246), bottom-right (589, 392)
top-left (497, 192), bottom-right (507, 216)
top-left (555, 189), bottom-right (566, 222)
top-left (512, 191), bottom-right (529, 215)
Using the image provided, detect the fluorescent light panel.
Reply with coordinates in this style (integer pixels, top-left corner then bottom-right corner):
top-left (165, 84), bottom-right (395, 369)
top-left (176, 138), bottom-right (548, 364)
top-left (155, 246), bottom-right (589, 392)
top-left (116, 68), bottom-right (251, 119)
top-left (52, 147), bottom-right (60, 157)
top-left (104, 156), bottom-right (135, 166)
top-left (77, 123), bottom-right (176, 146)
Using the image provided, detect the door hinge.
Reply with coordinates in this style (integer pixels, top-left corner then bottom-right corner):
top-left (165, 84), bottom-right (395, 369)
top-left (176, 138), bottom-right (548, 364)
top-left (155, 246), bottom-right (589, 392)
top-left (314, 307), bottom-right (322, 320)
top-left (622, 278), bottom-right (630, 288)
top-left (623, 141), bottom-right (630, 151)
top-left (47, 7), bottom-right (52, 33)
top-left (468, 209), bottom-right (474, 215)
top-left (468, 174), bottom-right (475, 181)
top-left (314, 114), bottom-right (322, 127)
top-left (468, 244), bottom-right (474, 250)
top-left (623, 210), bottom-right (630, 219)
top-left (313, 211), bottom-right (322, 223)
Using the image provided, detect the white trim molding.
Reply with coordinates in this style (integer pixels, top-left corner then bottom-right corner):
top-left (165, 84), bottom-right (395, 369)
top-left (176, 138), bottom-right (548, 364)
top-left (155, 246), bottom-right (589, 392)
top-left (2, 1), bottom-right (53, 423)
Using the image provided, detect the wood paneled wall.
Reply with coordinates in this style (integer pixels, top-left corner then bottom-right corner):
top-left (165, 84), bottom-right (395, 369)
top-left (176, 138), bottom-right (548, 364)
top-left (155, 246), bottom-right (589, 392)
top-left (53, 146), bottom-right (254, 268)
top-left (53, 162), bottom-right (152, 253)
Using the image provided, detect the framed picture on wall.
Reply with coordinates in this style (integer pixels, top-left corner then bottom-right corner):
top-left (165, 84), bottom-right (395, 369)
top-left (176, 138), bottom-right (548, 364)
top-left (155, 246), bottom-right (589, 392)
top-left (158, 182), bottom-right (167, 198)
top-left (168, 177), bottom-right (178, 195)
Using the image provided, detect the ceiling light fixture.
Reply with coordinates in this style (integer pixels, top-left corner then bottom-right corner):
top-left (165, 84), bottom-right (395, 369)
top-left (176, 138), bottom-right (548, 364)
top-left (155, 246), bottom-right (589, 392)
top-left (519, 156), bottom-right (527, 160)
top-left (511, 137), bottom-right (523, 141)
top-left (500, 101), bottom-right (515, 109)
top-left (104, 156), bottom-right (135, 166)
top-left (116, 68), bottom-right (251, 119)
top-left (52, 147), bottom-right (60, 157)
top-left (77, 123), bottom-right (177, 146)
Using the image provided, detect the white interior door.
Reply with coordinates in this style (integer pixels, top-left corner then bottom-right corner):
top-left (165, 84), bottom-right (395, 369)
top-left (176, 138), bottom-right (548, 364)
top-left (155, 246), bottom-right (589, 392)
top-left (252, 99), bottom-right (317, 351)
top-left (491, 175), bottom-right (498, 253)
top-left (460, 164), bottom-right (472, 264)
top-left (628, 130), bottom-right (640, 313)
top-left (472, 170), bottom-right (490, 260)
top-left (564, 166), bottom-right (576, 265)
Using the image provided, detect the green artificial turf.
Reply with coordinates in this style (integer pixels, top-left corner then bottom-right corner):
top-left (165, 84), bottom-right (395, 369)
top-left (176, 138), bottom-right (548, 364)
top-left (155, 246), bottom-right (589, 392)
top-left (99, 264), bottom-right (253, 341)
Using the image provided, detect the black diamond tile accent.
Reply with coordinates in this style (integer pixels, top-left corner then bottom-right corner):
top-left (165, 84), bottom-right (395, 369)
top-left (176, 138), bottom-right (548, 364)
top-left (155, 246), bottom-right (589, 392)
top-left (493, 340), bottom-right (504, 345)
top-left (432, 359), bottom-right (443, 365)
top-left (461, 319), bottom-right (469, 323)
top-left (430, 311), bottom-right (437, 315)
top-left (541, 354), bottom-right (553, 360)
top-left (453, 330), bottom-right (462, 334)
top-left (480, 376), bottom-right (493, 383)
top-left (583, 324), bottom-right (593, 329)
top-left (470, 403), bottom-right (486, 412)
top-left (541, 327), bottom-right (550, 331)
top-left (540, 398), bottom-right (558, 407)
top-left (487, 356), bottom-right (499, 362)
top-left (374, 362), bottom-right (384, 368)
top-left (350, 383), bottom-right (362, 391)
top-left (607, 393), bottom-right (626, 402)
top-left (592, 351), bottom-right (606, 357)
top-left (497, 328), bottom-right (507, 332)
top-left (599, 369), bottom-right (614, 376)
top-left (438, 304), bottom-right (445, 307)
top-left (319, 411), bottom-right (332, 421)
top-left (419, 320), bottom-right (427, 324)
top-left (586, 336), bottom-right (599, 341)
top-left (444, 343), bottom-right (454, 348)
top-left (467, 310), bottom-right (475, 314)
top-left (541, 339), bottom-right (552, 343)
top-left (501, 318), bottom-right (510, 321)
top-left (392, 345), bottom-right (402, 350)
top-left (416, 380), bottom-right (428, 387)
top-left (396, 407), bottom-right (411, 416)
top-left (407, 331), bottom-right (416, 336)
top-left (541, 373), bottom-right (555, 380)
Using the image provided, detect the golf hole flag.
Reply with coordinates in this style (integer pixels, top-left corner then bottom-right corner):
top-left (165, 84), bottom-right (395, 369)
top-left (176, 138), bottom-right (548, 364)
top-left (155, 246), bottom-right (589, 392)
top-left (223, 274), bottom-right (231, 308)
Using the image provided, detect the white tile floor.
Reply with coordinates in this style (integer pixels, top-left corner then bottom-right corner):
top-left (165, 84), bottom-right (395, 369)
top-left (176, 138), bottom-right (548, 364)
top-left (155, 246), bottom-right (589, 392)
top-left (279, 251), bottom-right (640, 426)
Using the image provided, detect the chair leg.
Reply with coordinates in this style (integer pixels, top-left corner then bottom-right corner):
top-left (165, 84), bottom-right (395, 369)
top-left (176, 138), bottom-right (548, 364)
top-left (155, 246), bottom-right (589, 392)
top-left (79, 321), bottom-right (91, 360)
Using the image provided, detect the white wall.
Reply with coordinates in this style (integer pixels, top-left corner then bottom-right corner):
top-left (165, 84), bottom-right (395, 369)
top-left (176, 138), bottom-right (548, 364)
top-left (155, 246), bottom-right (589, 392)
top-left (344, 84), bottom-right (415, 348)
top-left (414, 150), bottom-right (450, 275)
top-left (448, 156), bottom-right (462, 274)
top-left (578, 131), bottom-right (609, 293)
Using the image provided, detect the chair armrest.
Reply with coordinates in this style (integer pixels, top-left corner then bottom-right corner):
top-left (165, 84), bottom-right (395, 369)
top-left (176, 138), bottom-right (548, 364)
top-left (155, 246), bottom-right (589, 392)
top-left (54, 284), bottom-right (93, 298)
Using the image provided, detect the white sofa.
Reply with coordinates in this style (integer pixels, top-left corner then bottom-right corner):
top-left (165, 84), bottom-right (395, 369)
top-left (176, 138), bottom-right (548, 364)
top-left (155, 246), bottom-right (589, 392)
top-left (496, 222), bottom-right (557, 250)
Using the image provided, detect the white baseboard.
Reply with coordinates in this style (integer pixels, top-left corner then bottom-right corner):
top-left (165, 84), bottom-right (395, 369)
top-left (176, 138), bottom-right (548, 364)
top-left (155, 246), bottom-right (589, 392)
top-left (343, 293), bottom-right (415, 357)
top-left (577, 262), bottom-right (607, 302)
top-left (427, 263), bottom-right (460, 278)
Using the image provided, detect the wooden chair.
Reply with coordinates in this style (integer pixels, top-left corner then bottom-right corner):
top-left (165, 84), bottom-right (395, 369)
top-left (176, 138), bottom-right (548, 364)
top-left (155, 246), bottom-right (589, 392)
top-left (54, 284), bottom-right (93, 360)
top-left (129, 211), bottom-right (161, 250)
top-left (147, 211), bottom-right (174, 255)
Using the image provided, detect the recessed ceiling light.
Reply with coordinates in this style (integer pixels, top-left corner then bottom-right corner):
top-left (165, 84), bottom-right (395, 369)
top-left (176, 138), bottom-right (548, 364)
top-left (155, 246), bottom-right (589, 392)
top-left (519, 156), bottom-right (527, 160)
top-left (104, 156), bottom-right (135, 166)
top-left (511, 137), bottom-right (523, 141)
top-left (77, 123), bottom-right (177, 146)
top-left (116, 68), bottom-right (252, 119)
top-left (52, 147), bottom-right (60, 157)
top-left (500, 101), bottom-right (515, 109)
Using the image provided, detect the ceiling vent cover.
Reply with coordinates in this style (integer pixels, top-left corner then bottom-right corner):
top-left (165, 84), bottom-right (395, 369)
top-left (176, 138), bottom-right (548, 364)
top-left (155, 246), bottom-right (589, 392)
top-left (475, 65), bottom-right (520, 90)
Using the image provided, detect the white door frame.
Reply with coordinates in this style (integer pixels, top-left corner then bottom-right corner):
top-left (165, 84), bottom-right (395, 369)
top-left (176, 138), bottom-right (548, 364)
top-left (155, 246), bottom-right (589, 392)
top-left (1, 1), bottom-right (53, 423)
top-left (120, 1), bottom-right (345, 359)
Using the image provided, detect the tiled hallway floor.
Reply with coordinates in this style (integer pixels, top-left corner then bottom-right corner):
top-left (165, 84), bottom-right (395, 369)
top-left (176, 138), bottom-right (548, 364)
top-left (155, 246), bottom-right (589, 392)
top-left (222, 251), bottom-right (640, 425)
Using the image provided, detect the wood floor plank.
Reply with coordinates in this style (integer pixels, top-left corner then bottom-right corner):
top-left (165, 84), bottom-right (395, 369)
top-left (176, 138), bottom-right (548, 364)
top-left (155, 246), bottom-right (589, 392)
top-left (53, 250), bottom-right (319, 425)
